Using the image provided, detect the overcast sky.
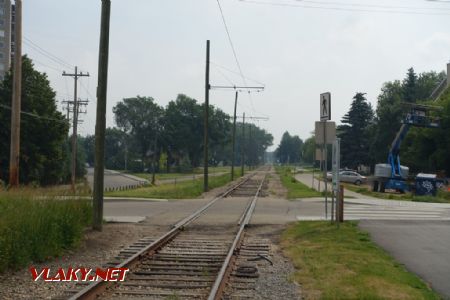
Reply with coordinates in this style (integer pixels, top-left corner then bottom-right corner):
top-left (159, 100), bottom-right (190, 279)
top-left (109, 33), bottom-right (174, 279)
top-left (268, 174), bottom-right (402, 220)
top-left (24, 0), bottom-right (450, 150)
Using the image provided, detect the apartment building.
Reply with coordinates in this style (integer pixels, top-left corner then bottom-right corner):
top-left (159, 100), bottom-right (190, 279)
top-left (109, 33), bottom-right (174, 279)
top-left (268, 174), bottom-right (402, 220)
top-left (0, 0), bottom-right (12, 81)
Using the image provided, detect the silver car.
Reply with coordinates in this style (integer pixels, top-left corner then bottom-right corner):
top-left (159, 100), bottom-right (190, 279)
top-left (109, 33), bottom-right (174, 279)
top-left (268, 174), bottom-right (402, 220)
top-left (327, 170), bottom-right (367, 185)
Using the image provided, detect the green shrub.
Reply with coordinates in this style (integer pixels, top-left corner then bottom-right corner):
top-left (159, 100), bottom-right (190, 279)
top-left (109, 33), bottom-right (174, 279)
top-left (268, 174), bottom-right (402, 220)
top-left (437, 189), bottom-right (450, 200)
top-left (0, 193), bottom-right (91, 272)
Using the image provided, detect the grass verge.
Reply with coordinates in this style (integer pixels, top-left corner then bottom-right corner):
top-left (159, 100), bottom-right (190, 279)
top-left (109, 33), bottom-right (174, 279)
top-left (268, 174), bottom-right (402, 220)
top-left (275, 166), bottom-right (323, 199)
top-left (343, 183), bottom-right (450, 203)
top-left (131, 167), bottom-right (232, 182)
top-left (105, 172), bottom-right (239, 199)
top-left (282, 221), bottom-right (440, 300)
top-left (0, 190), bottom-right (91, 272)
top-left (132, 172), bottom-right (193, 181)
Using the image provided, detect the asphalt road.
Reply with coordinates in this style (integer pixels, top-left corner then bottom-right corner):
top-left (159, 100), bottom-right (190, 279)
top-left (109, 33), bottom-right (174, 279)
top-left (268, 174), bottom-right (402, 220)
top-left (86, 168), bottom-right (148, 190)
top-left (103, 171), bottom-right (450, 298)
top-left (295, 172), bottom-right (450, 298)
top-left (86, 168), bottom-right (227, 190)
top-left (360, 220), bottom-right (450, 298)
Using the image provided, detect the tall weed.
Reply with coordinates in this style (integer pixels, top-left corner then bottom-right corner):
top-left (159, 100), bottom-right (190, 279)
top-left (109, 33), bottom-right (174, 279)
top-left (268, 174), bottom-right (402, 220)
top-left (0, 191), bottom-right (91, 272)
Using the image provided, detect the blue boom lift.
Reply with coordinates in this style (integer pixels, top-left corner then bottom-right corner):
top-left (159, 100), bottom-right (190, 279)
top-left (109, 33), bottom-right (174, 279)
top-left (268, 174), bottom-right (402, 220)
top-left (373, 104), bottom-right (440, 193)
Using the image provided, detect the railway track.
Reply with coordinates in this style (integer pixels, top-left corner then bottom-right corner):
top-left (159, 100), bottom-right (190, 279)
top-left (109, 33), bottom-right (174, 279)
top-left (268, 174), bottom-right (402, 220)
top-left (60, 169), bottom-right (269, 300)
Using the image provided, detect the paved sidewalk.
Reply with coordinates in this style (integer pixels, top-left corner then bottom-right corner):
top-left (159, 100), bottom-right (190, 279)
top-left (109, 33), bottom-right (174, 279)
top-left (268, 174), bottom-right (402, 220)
top-left (360, 220), bottom-right (450, 298)
top-left (295, 172), bottom-right (450, 209)
top-left (295, 172), bottom-right (379, 198)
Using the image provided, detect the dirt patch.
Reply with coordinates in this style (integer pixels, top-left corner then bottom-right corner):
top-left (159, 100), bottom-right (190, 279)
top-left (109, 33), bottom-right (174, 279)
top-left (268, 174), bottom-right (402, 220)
top-left (0, 222), bottom-right (168, 300)
top-left (268, 169), bottom-right (287, 199)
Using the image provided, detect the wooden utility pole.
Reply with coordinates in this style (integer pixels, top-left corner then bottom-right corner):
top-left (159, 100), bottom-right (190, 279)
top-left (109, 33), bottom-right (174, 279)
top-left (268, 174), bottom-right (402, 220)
top-left (203, 40), bottom-right (210, 192)
top-left (249, 123), bottom-right (253, 170)
top-left (323, 118), bottom-right (328, 219)
top-left (151, 123), bottom-right (158, 185)
top-left (65, 101), bottom-right (70, 119)
top-left (9, 0), bottom-right (22, 187)
top-left (208, 86), bottom-right (263, 181)
top-left (63, 66), bottom-right (89, 192)
top-left (241, 113), bottom-right (245, 176)
top-left (235, 115), bottom-right (267, 175)
top-left (93, 0), bottom-right (111, 231)
top-left (231, 91), bottom-right (238, 180)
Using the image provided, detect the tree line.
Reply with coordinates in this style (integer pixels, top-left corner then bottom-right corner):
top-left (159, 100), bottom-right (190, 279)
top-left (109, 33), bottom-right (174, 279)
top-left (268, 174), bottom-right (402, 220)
top-left (81, 95), bottom-right (273, 174)
top-left (0, 57), bottom-right (72, 185)
top-left (0, 57), bottom-right (273, 185)
top-left (301, 67), bottom-right (450, 175)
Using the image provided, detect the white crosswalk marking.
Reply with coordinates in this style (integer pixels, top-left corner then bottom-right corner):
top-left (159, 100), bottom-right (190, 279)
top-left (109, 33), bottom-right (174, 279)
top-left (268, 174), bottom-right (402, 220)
top-left (294, 173), bottom-right (450, 221)
top-left (296, 199), bottom-right (450, 221)
top-left (343, 204), bottom-right (447, 220)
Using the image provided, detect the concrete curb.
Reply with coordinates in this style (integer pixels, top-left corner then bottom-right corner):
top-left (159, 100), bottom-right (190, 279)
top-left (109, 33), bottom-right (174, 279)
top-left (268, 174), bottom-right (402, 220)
top-left (106, 169), bottom-right (149, 185)
top-left (104, 197), bottom-right (168, 202)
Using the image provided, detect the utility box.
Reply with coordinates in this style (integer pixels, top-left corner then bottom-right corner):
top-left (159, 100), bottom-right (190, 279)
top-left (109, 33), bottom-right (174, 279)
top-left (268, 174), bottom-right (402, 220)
top-left (415, 173), bottom-right (437, 196)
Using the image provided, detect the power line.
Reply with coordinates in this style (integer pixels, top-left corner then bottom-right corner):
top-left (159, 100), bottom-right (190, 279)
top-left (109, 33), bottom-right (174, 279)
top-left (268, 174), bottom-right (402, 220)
top-left (239, 0), bottom-right (450, 15)
top-left (279, 0), bottom-right (450, 10)
top-left (64, 76), bottom-right (71, 100)
top-left (56, 91), bottom-right (73, 98)
top-left (0, 104), bottom-right (68, 123)
top-left (24, 38), bottom-right (72, 68)
top-left (31, 58), bottom-right (64, 73)
top-left (426, 0), bottom-right (450, 3)
top-left (211, 85), bottom-right (264, 90)
top-left (216, 0), bottom-right (245, 83)
top-left (62, 66), bottom-right (90, 191)
top-left (214, 66), bottom-right (235, 86)
top-left (211, 61), bottom-right (266, 86)
top-left (24, 37), bottom-right (74, 69)
top-left (216, 0), bottom-right (258, 113)
top-left (27, 58), bottom-right (77, 107)
top-left (80, 80), bottom-right (95, 100)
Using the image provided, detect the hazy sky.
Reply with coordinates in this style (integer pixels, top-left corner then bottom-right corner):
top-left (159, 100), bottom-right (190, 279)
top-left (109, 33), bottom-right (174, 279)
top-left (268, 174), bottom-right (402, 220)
top-left (24, 0), bottom-right (450, 150)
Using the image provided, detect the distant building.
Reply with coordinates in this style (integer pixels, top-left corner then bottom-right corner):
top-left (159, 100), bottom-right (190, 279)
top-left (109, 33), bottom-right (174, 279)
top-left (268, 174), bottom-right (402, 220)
top-left (0, 0), bottom-right (12, 81)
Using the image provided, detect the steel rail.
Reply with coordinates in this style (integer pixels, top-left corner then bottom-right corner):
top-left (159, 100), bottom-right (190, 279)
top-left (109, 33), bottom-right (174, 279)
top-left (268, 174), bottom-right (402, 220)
top-left (68, 173), bottom-right (256, 300)
top-left (208, 174), bottom-right (266, 300)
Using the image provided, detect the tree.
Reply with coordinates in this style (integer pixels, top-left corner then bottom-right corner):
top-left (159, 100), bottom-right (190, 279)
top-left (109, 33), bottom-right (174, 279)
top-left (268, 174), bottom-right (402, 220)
top-left (400, 88), bottom-right (450, 174)
top-left (244, 123), bottom-right (273, 166)
top-left (0, 56), bottom-right (69, 185)
top-left (416, 71), bottom-right (446, 100)
top-left (275, 131), bottom-right (303, 164)
top-left (338, 92), bottom-right (373, 169)
top-left (403, 67), bottom-right (418, 103)
top-left (81, 134), bottom-right (95, 167)
top-left (106, 93), bottom-right (274, 172)
top-left (63, 135), bottom-right (87, 182)
top-left (370, 81), bottom-right (405, 164)
top-left (370, 68), bottom-right (446, 167)
top-left (401, 67), bottom-right (444, 102)
top-left (302, 136), bottom-right (316, 164)
top-left (82, 128), bottom-right (131, 170)
top-left (113, 96), bottom-right (163, 171)
top-left (163, 94), bottom-right (203, 168)
top-left (206, 104), bottom-right (231, 166)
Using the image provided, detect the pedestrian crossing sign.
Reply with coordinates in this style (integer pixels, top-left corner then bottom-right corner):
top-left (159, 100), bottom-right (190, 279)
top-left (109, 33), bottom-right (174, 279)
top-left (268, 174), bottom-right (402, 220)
top-left (320, 92), bottom-right (331, 121)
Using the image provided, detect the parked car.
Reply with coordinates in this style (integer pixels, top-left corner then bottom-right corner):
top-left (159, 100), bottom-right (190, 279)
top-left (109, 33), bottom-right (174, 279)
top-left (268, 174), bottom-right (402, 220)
top-left (326, 170), bottom-right (367, 185)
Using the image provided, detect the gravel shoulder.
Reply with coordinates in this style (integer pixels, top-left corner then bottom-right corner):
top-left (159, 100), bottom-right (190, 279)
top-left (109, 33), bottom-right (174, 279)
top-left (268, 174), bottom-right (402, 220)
top-left (250, 225), bottom-right (301, 300)
top-left (0, 222), bottom-right (168, 300)
top-left (0, 168), bottom-right (301, 299)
